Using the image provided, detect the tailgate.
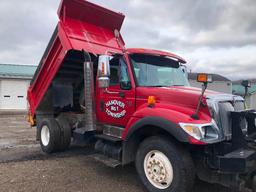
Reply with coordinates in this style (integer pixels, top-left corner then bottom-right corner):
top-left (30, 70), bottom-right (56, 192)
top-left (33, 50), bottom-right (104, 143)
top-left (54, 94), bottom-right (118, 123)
top-left (58, 0), bottom-right (125, 53)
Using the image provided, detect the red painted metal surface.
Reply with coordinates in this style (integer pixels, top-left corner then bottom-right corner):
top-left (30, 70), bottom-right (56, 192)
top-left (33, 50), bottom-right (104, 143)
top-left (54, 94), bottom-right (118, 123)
top-left (121, 86), bottom-right (214, 140)
top-left (28, 0), bottom-right (215, 146)
top-left (95, 55), bottom-right (137, 127)
top-left (28, 0), bottom-right (125, 116)
top-left (28, 0), bottom-right (188, 117)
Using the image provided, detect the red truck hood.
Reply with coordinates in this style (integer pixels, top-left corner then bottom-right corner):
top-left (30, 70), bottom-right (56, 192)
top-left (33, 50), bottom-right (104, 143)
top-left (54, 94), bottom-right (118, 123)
top-left (136, 86), bottom-right (221, 109)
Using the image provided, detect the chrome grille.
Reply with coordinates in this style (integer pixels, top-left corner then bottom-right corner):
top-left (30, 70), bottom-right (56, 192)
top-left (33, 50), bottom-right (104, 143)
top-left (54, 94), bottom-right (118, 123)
top-left (218, 101), bottom-right (245, 138)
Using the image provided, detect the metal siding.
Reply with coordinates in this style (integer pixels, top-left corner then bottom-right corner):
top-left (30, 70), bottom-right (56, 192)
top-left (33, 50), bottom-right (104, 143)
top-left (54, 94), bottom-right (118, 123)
top-left (250, 94), bottom-right (256, 109)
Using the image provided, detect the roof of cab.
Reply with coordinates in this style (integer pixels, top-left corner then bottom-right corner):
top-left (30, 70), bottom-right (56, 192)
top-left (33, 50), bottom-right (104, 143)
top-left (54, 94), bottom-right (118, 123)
top-left (126, 48), bottom-right (186, 63)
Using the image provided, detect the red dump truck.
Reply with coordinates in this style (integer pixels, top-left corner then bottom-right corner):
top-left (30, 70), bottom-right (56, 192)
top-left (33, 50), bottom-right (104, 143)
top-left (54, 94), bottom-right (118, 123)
top-left (27, 0), bottom-right (256, 191)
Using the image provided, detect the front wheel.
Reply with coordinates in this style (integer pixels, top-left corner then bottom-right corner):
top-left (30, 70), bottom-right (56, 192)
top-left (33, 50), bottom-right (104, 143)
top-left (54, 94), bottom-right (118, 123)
top-left (135, 136), bottom-right (195, 192)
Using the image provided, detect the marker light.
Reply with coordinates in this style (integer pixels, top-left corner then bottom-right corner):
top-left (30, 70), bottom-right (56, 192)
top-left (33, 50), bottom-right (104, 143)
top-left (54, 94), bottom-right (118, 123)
top-left (101, 62), bottom-right (105, 76)
top-left (27, 114), bottom-right (36, 127)
top-left (148, 96), bottom-right (156, 106)
top-left (197, 74), bottom-right (212, 83)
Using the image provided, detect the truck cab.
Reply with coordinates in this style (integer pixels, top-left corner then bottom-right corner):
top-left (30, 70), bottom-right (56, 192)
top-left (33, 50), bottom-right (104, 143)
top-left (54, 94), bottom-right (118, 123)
top-left (27, 0), bottom-right (256, 191)
top-left (95, 49), bottom-right (189, 128)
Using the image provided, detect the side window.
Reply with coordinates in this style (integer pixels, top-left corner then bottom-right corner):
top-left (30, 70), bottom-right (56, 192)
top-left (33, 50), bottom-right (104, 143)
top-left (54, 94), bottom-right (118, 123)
top-left (120, 58), bottom-right (131, 90)
top-left (109, 57), bottom-right (119, 86)
top-left (109, 56), bottom-right (131, 90)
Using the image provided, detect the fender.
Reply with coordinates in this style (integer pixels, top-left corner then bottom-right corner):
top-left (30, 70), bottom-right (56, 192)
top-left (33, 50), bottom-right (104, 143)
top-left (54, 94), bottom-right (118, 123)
top-left (122, 116), bottom-right (189, 165)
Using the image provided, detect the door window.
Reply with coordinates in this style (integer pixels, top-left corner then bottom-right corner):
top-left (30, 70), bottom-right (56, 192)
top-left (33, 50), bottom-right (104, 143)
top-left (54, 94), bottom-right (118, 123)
top-left (109, 57), bottom-right (119, 86)
top-left (109, 56), bottom-right (131, 90)
top-left (120, 58), bottom-right (131, 90)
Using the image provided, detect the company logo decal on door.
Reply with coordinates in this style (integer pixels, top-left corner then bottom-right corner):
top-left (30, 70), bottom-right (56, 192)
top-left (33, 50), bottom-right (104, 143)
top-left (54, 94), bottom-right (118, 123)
top-left (105, 100), bottom-right (126, 118)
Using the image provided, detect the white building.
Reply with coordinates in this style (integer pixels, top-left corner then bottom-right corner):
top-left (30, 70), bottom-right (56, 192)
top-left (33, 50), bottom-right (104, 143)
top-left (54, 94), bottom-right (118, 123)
top-left (188, 73), bottom-right (232, 94)
top-left (0, 64), bottom-right (36, 110)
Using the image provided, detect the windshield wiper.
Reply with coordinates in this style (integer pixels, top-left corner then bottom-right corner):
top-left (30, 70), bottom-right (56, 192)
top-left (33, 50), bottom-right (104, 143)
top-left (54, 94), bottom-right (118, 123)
top-left (142, 84), bottom-right (185, 87)
top-left (145, 85), bottom-right (166, 87)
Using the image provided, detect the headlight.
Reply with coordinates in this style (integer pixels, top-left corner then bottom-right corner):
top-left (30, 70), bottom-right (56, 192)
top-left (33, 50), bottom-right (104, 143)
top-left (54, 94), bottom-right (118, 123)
top-left (179, 120), bottom-right (221, 143)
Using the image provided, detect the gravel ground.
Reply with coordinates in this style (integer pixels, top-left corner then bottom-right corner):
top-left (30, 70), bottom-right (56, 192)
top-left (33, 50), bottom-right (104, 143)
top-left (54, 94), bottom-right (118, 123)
top-left (0, 115), bottom-right (231, 192)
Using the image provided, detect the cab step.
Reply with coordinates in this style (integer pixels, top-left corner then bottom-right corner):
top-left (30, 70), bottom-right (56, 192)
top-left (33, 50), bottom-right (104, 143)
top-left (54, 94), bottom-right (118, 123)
top-left (90, 153), bottom-right (121, 168)
top-left (95, 134), bottom-right (122, 143)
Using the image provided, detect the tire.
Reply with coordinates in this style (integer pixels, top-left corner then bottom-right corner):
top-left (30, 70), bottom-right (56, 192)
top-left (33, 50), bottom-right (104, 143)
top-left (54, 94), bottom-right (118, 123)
top-left (39, 118), bottom-right (61, 153)
top-left (252, 175), bottom-right (256, 192)
top-left (135, 136), bottom-right (195, 192)
top-left (79, 88), bottom-right (85, 106)
top-left (56, 116), bottom-right (71, 151)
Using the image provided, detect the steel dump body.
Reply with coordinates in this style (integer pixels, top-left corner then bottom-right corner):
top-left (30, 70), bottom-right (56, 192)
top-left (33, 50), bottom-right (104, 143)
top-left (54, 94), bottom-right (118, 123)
top-left (28, 0), bottom-right (125, 116)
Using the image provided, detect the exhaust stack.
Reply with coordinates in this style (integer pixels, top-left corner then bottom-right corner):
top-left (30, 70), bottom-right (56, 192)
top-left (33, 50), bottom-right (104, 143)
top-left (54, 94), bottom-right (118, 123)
top-left (83, 53), bottom-right (96, 132)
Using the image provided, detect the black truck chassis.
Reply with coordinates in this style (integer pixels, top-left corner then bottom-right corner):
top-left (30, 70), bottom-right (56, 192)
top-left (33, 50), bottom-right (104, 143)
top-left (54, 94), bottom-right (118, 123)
top-left (197, 110), bottom-right (256, 191)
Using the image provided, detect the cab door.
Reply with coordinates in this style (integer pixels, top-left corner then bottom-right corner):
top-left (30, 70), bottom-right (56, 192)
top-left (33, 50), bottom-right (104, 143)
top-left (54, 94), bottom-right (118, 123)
top-left (96, 55), bottom-right (135, 127)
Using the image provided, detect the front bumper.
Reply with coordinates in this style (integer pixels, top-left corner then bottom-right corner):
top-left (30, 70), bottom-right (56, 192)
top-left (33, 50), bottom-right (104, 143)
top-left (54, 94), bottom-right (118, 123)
top-left (218, 110), bottom-right (256, 173)
top-left (218, 148), bottom-right (256, 173)
top-left (200, 110), bottom-right (256, 191)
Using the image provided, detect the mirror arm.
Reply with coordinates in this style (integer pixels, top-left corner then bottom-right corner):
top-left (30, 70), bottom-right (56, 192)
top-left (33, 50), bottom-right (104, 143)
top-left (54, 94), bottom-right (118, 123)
top-left (191, 82), bottom-right (208, 120)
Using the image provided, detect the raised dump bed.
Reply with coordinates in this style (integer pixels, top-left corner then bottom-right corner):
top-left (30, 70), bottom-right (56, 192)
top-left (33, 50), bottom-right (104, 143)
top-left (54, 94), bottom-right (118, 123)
top-left (28, 0), bottom-right (125, 116)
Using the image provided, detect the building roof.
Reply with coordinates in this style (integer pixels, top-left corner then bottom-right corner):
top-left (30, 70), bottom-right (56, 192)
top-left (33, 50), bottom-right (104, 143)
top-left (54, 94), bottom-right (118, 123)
top-left (0, 64), bottom-right (37, 79)
top-left (188, 73), bottom-right (231, 82)
top-left (232, 83), bottom-right (256, 96)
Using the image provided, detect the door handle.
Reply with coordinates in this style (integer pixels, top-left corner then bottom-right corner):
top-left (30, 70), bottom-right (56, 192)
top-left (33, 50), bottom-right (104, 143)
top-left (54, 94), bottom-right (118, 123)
top-left (119, 92), bottom-right (125, 98)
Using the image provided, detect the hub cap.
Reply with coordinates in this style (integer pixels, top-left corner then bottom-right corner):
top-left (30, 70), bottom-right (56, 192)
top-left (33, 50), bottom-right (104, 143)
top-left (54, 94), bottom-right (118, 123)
top-left (41, 125), bottom-right (50, 146)
top-left (143, 150), bottom-right (173, 189)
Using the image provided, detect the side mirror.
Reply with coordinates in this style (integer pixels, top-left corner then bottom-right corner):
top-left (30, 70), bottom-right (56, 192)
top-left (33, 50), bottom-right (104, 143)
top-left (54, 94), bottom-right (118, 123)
top-left (241, 80), bottom-right (251, 88)
top-left (98, 55), bottom-right (111, 88)
top-left (120, 81), bottom-right (132, 90)
top-left (241, 80), bottom-right (251, 99)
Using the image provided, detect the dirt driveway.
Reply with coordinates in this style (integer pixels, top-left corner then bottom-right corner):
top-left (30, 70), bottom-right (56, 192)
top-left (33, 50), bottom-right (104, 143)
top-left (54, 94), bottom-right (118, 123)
top-left (0, 115), bottom-right (230, 192)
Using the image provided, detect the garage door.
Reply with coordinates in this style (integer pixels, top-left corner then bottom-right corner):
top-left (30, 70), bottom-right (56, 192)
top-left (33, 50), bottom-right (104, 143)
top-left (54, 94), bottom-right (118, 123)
top-left (0, 79), bottom-right (29, 110)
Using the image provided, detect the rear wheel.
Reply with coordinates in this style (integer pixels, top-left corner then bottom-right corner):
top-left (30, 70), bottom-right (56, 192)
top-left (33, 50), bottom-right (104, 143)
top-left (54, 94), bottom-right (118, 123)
top-left (135, 136), bottom-right (195, 192)
top-left (252, 175), bottom-right (256, 192)
top-left (39, 118), bottom-right (61, 153)
top-left (56, 116), bottom-right (71, 151)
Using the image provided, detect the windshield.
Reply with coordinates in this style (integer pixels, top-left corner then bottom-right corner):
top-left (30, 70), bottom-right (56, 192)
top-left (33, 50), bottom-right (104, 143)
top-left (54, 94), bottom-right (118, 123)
top-left (130, 54), bottom-right (190, 87)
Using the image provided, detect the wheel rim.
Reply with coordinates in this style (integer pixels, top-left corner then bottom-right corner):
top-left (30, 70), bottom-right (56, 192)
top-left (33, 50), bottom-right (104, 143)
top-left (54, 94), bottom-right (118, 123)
top-left (143, 150), bottom-right (174, 189)
top-left (41, 125), bottom-right (50, 146)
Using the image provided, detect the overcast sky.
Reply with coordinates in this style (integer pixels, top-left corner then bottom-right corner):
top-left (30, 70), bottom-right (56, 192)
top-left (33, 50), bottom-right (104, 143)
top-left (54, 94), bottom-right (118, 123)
top-left (0, 0), bottom-right (255, 80)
